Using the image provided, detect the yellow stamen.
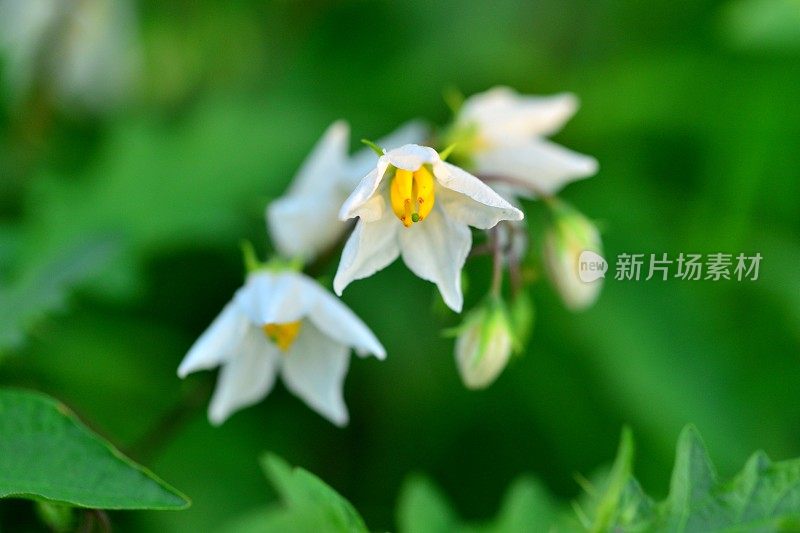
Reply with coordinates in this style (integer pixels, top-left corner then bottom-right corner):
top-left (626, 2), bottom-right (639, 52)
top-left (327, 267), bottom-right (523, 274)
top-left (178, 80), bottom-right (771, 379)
top-left (389, 166), bottom-right (436, 227)
top-left (413, 166), bottom-right (435, 221)
top-left (262, 321), bottom-right (302, 351)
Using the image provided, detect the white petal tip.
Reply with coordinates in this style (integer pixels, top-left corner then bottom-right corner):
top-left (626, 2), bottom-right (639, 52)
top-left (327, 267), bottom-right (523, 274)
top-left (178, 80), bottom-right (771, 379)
top-left (208, 410), bottom-right (227, 427)
top-left (330, 413), bottom-right (349, 427)
top-left (332, 278), bottom-right (346, 296)
top-left (331, 119), bottom-right (349, 134)
top-left (176, 362), bottom-right (192, 379)
top-left (445, 300), bottom-right (464, 313)
top-left (561, 92), bottom-right (580, 107)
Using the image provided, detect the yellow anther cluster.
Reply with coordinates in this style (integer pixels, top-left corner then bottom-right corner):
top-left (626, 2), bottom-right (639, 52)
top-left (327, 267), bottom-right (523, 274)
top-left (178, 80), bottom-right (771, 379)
top-left (262, 321), bottom-right (302, 351)
top-left (390, 166), bottom-right (435, 227)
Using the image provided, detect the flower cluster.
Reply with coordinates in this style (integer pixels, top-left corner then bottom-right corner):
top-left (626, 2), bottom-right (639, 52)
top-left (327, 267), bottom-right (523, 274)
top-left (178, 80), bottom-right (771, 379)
top-left (178, 86), bottom-right (602, 425)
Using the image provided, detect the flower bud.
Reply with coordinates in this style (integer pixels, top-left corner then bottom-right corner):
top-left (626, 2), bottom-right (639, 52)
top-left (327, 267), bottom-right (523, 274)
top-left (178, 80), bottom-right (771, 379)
top-left (543, 201), bottom-right (603, 311)
top-left (453, 298), bottom-right (514, 389)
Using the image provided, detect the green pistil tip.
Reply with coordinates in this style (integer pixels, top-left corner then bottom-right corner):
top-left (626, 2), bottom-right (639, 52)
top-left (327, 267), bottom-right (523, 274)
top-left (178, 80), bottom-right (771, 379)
top-left (411, 213), bottom-right (420, 223)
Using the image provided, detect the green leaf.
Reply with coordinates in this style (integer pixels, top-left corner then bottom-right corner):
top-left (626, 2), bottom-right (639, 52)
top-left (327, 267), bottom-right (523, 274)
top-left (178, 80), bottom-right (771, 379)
top-left (0, 389), bottom-right (189, 510)
top-left (260, 454), bottom-right (368, 531)
top-left (589, 426), bottom-right (637, 531)
top-left (220, 454), bottom-right (369, 533)
top-left (588, 425), bottom-right (800, 531)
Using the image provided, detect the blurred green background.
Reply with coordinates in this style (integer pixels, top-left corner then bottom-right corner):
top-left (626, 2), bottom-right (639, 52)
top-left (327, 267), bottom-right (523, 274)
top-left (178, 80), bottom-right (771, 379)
top-left (1, 0), bottom-right (799, 531)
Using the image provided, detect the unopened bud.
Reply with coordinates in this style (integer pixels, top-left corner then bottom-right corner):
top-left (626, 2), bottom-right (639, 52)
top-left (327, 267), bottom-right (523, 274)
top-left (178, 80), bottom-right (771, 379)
top-left (453, 298), bottom-right (514, 389)
top-left (543, 201), bottom-right (604, 311)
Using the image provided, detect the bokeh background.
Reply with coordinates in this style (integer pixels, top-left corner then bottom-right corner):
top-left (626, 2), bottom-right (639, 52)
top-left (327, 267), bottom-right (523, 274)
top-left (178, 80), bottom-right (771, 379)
top-left (1, 0), bottom-right (799, 531)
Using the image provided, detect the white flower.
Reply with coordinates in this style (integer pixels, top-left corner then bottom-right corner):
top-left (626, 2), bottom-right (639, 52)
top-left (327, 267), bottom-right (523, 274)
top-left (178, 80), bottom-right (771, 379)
top-left (177, 269), bottom-right (385, 426)
top-left (0, 0), bottom-right (141, 111)
top-left (455, 86), bottom-right (598, 198)
top-left (266, 120), bottom-right (427, 261)
top-left (454, 298), bottom-right (514, 390)
top-left (334, 144), bottom-right (523, 312)
top-left (543, 202), bottom-right (603, 311)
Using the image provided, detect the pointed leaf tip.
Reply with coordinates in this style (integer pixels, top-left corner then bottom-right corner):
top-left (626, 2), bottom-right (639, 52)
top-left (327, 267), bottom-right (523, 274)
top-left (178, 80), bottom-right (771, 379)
top-left (590, 426), bottom-right (635, 532)
top-left (671, 424), bottom-right (717, 501)
top-left (258, 453), bottom-right (368, 532)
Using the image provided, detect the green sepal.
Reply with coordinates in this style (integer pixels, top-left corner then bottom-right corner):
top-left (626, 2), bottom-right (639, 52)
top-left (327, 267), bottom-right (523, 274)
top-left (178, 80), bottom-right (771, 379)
top-left (360, 138), bottom-right (384, 156)
top-left (438, 143), bottom-right (458, 161)
top-left (241, 240), bottom-right (304, 275)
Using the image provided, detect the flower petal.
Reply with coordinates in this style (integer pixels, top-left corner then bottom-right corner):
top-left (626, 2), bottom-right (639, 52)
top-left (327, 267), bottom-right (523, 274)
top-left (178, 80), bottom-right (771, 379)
top-left (297, 276), bottom-right (386, 359)
top-left (346, 120), bottom-right (429, 185)
top-left (281, 323), bottom-right (351, 426)
top-left (433, 161), bottom-right (523, 228)
top-left (399, 207), bottom-right (470, 312)
top-left (285, 120), bottom-right (350, 197)
top-left (474, 139), bottom-right (598, 197)
top-left (177, 302), bottom-right (248, 378)
top-left (266, 192), bottom-right (346, 260)
top-left (460, 87), bottom-right (578, 143)
top-left (234, 271), bottom-right (316, 325)
top-left (333, 215), bottom-right (400, 295)
top-left (208, 326), bottom-right (280, 425)
top-left (339, 163), bottom-right (391, 220)
top-left (384, 143), bottom-right (439, 171)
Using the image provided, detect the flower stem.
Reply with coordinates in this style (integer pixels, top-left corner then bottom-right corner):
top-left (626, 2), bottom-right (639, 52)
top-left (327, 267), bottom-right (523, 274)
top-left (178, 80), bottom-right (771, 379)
top-left (490, 227), bottom-right (503, 296)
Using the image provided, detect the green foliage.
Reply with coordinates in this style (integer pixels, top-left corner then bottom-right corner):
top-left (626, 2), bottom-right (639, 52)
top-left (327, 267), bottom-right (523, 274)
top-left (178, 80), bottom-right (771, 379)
top-left (220, 454), bottom-right (368, 533)
top-left (2, 95), bottom-right (324, 355)
top-left (0, 389), bottom-right (189, 510)
top-left (582, 425), bottom-right (800, 532)
top-left (0, 235), bottom-right (121, 354)
top-left (397, 473), bottom-right (563, 533)
top-left (397, 425), bottom-right (800, 532)
top-left (719, 0), bottom-right (800, 51)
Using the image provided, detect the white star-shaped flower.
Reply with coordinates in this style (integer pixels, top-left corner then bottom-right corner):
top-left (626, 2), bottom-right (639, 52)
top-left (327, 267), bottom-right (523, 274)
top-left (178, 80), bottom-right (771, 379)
top-left (456, 86), bottom-right (598, 198)
top-left (334, 144), bottom-right (523, 312)
top-left (177, 270), bottom-right (385, 426)
top-left (267, 120), bottom-right (426, 261)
